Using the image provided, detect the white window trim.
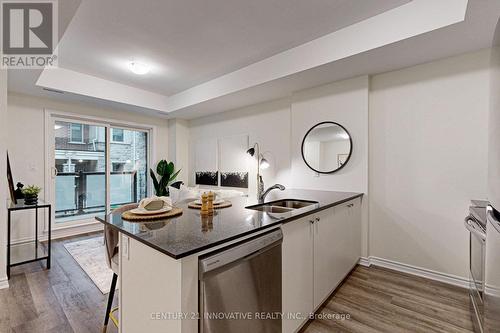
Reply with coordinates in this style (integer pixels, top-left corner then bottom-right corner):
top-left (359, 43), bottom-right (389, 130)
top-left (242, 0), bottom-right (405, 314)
top-left (44, 108), bottom-right (156, 235)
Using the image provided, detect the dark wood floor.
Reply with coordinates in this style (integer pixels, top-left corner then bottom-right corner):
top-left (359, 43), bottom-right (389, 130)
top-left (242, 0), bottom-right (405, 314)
top-left (0, 232), bottom-right (117, 333)
top-left (302, 265), bottom-right (474, 333)
top-left (0, 233), bottom-right (473, 333)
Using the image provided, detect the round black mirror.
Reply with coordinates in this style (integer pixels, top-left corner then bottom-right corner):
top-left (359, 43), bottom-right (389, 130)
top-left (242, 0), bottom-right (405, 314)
top-left (301, 121), bottom-right (352, 174)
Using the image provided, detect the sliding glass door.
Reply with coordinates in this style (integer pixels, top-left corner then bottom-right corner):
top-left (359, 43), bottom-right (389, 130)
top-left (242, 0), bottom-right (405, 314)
top-left (54, 120), bottom-right (107, 223)
top-left (109, 127), bottom-right (148, 210)
top-left (51, 118), bottom-right (149, 225)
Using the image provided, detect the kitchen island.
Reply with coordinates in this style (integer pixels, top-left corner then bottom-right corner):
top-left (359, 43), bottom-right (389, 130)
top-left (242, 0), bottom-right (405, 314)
top-left (96, 189), bottom-right (363, 333)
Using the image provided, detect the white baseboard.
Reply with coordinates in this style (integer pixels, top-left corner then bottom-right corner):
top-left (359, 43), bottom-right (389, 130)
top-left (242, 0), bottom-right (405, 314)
top-left (0, 277), bottom-right (9, 289)
top-left (11, 222), bottom-right (103, 244)
top-left (358, 257), bottom-right (371, 267)
top-left (41, 222), bottom-right (103, 241)
top-left (358, 256), bottom-right (469, 289)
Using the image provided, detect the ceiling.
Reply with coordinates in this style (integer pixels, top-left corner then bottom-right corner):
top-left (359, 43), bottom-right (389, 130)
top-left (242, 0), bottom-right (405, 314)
top-left (7, 0), bottom-right (81, 97)
top-left (7, 0), bottom-right (500, 119)
top-left (55, 0), bottom-right (409, 96)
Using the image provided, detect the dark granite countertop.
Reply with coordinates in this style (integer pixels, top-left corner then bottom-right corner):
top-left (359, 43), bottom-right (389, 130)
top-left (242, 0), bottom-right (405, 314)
top-left (95, 189), bottom-right (363, 259)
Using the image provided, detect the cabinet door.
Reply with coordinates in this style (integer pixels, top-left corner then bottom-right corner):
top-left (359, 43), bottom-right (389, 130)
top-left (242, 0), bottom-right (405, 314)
top-left (347, 198), bottom-right (362, 266)
top-left (313, 201), bottom-right (360, 309)
top-left (313, 207), bottom-right (343, 309)
top-left (282, 216), bottom-right (314, 333)
top-left (120, 235), bottom-right (184, 333)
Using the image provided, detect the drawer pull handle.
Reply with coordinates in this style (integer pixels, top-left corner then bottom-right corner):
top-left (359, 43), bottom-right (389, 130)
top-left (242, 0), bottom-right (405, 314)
top-left (315, 217), bottom-right (320, 222)
top-left (347, 204), bottom-right (354, 208)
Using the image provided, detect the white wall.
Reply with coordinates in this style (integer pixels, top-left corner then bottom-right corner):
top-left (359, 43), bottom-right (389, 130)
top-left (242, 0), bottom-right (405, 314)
top-left (187, 76), bottom-right (370, 255)
top-left (369, 49), bottom-right (490, 278)
top-left (189, 98), bottom-right (292, 201)
top-left (0, 70), bottom-right (7, 287)
top-left (188, 77), bottom-right (369, 199)
top-left (168, 118), bottom-right (189, 183)
top-left (6, 93), bottom-right (169, 242)
top-left (290, 76), bottom-right (369, 257)
top-left (488, 45), bottom-right (500, 209)
top-left (290, 77), bottom-right (368, 193)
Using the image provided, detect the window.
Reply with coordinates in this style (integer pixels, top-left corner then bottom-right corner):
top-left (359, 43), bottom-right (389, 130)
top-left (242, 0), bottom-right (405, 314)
top-left (70, 123), bottom-right (83, 143)
top-left (112, 128), bottom-right (124, 142)
top-left (53, 120), bottom-right (149, 224)
top-left (112, 162), bottom-right (125, 172)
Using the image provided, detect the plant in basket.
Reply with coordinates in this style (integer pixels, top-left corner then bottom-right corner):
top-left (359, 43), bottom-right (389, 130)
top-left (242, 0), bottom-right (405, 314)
top-left (22, 185), bottom-right (41, 205)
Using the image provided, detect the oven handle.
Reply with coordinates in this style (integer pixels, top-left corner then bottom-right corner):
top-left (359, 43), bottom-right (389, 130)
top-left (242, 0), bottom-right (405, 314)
top-left (464, 216), bottom-right (486, 241)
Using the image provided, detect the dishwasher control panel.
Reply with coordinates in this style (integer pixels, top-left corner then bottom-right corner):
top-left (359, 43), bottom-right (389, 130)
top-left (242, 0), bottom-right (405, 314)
top-left (199, 228), bottom-right (283, 275)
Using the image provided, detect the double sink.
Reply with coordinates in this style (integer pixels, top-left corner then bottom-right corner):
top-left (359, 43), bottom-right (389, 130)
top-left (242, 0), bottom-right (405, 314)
top-left (246, 199), bottom-right (318, 213)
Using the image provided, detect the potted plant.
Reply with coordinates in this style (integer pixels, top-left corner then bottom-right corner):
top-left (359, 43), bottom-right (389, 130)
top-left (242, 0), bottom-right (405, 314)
top-left (150, 160), bottom-right (181, 196)
top-left (22, 185), bottom-right (41, 205)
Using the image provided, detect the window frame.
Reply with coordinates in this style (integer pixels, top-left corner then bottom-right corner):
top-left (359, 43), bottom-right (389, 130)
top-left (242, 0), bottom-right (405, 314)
top-left (45, 109), bottom-right (155, 234)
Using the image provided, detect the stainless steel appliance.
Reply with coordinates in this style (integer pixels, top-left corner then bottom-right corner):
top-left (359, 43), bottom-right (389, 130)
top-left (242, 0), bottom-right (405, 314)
top-left (484, 206), bottom-right (500, 332)
top-left (485, 43), bottom-right (500, 332)
top-left (466, 199), bottom-right (500, 332)
top-left (465, 200), bottom-right (487, 332)
top-left (199, 229), bottom-right (282, 333)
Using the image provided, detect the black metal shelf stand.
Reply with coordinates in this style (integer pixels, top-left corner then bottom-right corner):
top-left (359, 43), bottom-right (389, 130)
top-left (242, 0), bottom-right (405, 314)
top-left (7, 200), bottom-right (51, 279)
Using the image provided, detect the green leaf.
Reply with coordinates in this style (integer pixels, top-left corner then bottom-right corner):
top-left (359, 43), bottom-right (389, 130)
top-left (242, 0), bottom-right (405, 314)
top-left (159, 175), bottom-right (169, 190)
top-left (157, 186), bottom-right (165, 196)
top-left (168, 169), bottom-right (181, 185)
top-left (152, 160), bottom-right (180, 196)
top-left (150, 169), bottom-right (160, 195)
top-left (156, 160), bottom-right (169, 176)
top-left (166, 162), bottom-right (174, 175)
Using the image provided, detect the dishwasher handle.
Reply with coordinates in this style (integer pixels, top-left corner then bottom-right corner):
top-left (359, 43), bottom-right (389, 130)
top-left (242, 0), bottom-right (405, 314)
top-left (199, 229), bottom-right (283, 276)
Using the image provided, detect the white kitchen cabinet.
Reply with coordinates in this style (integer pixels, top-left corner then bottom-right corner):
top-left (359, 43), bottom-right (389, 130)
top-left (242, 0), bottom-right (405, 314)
top-left (120, 234), bottom-right (184, 333)
top-left (313, 199), bottom-right (361, 309)
top-left (282, 215), bottom-right (314, 333)
top-left (282, 197), bottom-right (362, 333)
top-left (313, 206), bottom-right (343, 308)
top-left (347, 198), bottom-right (362, 268)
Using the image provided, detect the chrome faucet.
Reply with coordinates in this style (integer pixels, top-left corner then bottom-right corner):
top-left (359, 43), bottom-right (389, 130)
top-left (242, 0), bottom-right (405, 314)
top-left (259, 183), bottom-right (285, 203)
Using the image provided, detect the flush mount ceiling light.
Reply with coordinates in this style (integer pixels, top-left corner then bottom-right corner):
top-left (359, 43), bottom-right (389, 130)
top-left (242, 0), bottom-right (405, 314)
top-left (128, 61), bottom-right (150, 75)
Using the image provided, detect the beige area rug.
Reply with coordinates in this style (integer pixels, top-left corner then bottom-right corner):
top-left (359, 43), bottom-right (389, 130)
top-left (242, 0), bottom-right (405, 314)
top-left (64, 236), bottom-right (117, 294)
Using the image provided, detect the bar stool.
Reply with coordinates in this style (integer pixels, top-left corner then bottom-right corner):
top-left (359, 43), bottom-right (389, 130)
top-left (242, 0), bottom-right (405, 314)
top-left (103, 203), bottom-right (138, 333)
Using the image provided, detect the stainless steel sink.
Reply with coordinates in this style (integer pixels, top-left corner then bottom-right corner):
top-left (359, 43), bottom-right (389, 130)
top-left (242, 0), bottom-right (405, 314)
top-left (268, 199), bottom-right (318, 209)
top-left (247, 206), bottom-right (294, 213)
top-left (246, 199), bottom-right (318, 213)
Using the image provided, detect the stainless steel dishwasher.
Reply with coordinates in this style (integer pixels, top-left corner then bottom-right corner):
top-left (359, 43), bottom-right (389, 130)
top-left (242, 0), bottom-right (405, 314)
top-left (199, 229), bottom-right (282, 333)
